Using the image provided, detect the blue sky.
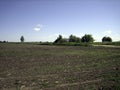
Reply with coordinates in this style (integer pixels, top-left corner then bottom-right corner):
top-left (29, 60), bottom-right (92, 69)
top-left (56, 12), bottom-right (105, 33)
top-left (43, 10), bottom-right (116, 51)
top-left (0, 0), bottom-right (120, 42)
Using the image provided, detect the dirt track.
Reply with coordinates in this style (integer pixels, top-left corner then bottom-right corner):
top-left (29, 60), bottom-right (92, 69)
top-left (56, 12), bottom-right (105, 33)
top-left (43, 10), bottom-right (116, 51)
top-left (93, 45), bottom-right (120, 48)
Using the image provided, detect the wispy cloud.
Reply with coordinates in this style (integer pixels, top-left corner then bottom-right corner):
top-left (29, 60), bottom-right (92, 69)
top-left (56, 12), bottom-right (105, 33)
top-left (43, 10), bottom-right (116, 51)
top-left (34, 24), bottom-right (43, 31)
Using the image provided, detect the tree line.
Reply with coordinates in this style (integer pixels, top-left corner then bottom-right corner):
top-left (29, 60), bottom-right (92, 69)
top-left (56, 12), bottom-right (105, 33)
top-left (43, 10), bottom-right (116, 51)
top-left (0, 35), bottom-right (112, 43)
top-left (20, 35), bottom-right (112, 43)
top-left (53, 34), bottom-right (112, 44)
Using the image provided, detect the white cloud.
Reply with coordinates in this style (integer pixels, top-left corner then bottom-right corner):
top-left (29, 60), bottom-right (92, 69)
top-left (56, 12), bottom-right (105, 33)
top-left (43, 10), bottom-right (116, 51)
top-left (103, 30), bottom-right (112, 35)
top-left (34, 24), bottom-right (42, 31)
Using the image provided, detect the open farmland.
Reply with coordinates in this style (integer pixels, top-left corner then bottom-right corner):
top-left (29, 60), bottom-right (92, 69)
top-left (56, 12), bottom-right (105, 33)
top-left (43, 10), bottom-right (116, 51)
top-left (0, 43), bottom-right (120, 90)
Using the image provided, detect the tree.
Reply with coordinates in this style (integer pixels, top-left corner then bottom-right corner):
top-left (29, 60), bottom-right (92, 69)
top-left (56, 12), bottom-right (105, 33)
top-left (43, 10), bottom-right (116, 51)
top-left (69, 34), bottom-right (81, 43)
top-left (20, 36), bottom-right (24, 42)
top-left (54, 35), bottom-right (68, 44)
top-left (81, 34), bottom-right (94, 43)
top-left (54, 35), bottom-right (62, 43)
top-left (102, 36), bottom-right (112, 42)
top-left (75, 37), bottom-right (81, 43)
top-left (69, 35), bottom-right (75, 42)
top-left (54, 35), bottom-right (62, 44)
top-left (61, 38), bottom-right (68, 43)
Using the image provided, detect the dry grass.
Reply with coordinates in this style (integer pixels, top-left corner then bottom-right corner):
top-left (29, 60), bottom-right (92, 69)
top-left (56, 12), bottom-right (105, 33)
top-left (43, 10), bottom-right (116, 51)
top-left (0, 43), bottom-right (120, 90)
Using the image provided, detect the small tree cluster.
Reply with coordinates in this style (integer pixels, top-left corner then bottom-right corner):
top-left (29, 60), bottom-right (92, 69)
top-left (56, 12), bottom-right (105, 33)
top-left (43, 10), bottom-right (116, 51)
top-left (102, 36), bottom-right (112, 42)
top-left (54, 34), bottom-right (94, 44)
top-left (53, 35), bottom-right (67, 44)
top-left (81, 34), bottom-right (94, 43)
top-left (0, 41), bottom-right (7, 43)
top-left (69, 34), bottom-right (81, 43)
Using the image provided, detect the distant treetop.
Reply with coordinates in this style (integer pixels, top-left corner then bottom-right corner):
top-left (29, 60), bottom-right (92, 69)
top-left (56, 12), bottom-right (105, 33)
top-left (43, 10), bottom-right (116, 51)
top-left (102, 36), bottom-right (112, 42)
top-left (20, 36), bottom-right (24, 42)
top-left (81, 34), bottom-right (94, 43)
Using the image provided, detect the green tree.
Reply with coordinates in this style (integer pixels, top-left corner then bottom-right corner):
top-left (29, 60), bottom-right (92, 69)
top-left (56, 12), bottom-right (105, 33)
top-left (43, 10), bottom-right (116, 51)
top-left (102, 36), bottom-right (112, 42)
top-left (69, 34), bottom-right (81, 43)
top-left (54, 35), bottom-right (62, 44)
top-left (20, 36), bottom-right (24, 42)
top-left (81, 34), bottom-right (94, 43)
top-left (75, 37), bottom-right (81, 43)
top-left (61, 38), bottom-right (68, 43)
top-left (54, 35), bottom-right (68, 44)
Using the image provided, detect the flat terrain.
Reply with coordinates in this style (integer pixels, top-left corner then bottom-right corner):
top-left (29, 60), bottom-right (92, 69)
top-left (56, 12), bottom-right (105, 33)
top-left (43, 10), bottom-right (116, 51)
top-left (0, 43), bottom-right (120, 90)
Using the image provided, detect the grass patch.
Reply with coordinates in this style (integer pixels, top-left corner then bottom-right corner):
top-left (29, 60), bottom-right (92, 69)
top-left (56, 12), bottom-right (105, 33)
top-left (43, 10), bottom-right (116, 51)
top-left (0, 43), bottom-right (120, 90)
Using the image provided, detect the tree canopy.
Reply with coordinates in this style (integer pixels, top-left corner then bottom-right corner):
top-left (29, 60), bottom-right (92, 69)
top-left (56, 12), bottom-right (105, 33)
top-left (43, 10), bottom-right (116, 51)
top-left (54, 35), bottom-right (67, 44)
top-left (20, 36), bottom-right (24, 42)
top-left (81, 34), bottom-right (94, 43)
top-left (102, 36), bottom-right (112, 42)
top-left (54, 34), bottom-right (95, 44)
top-left (69, 34), bottom-right (81, 43)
